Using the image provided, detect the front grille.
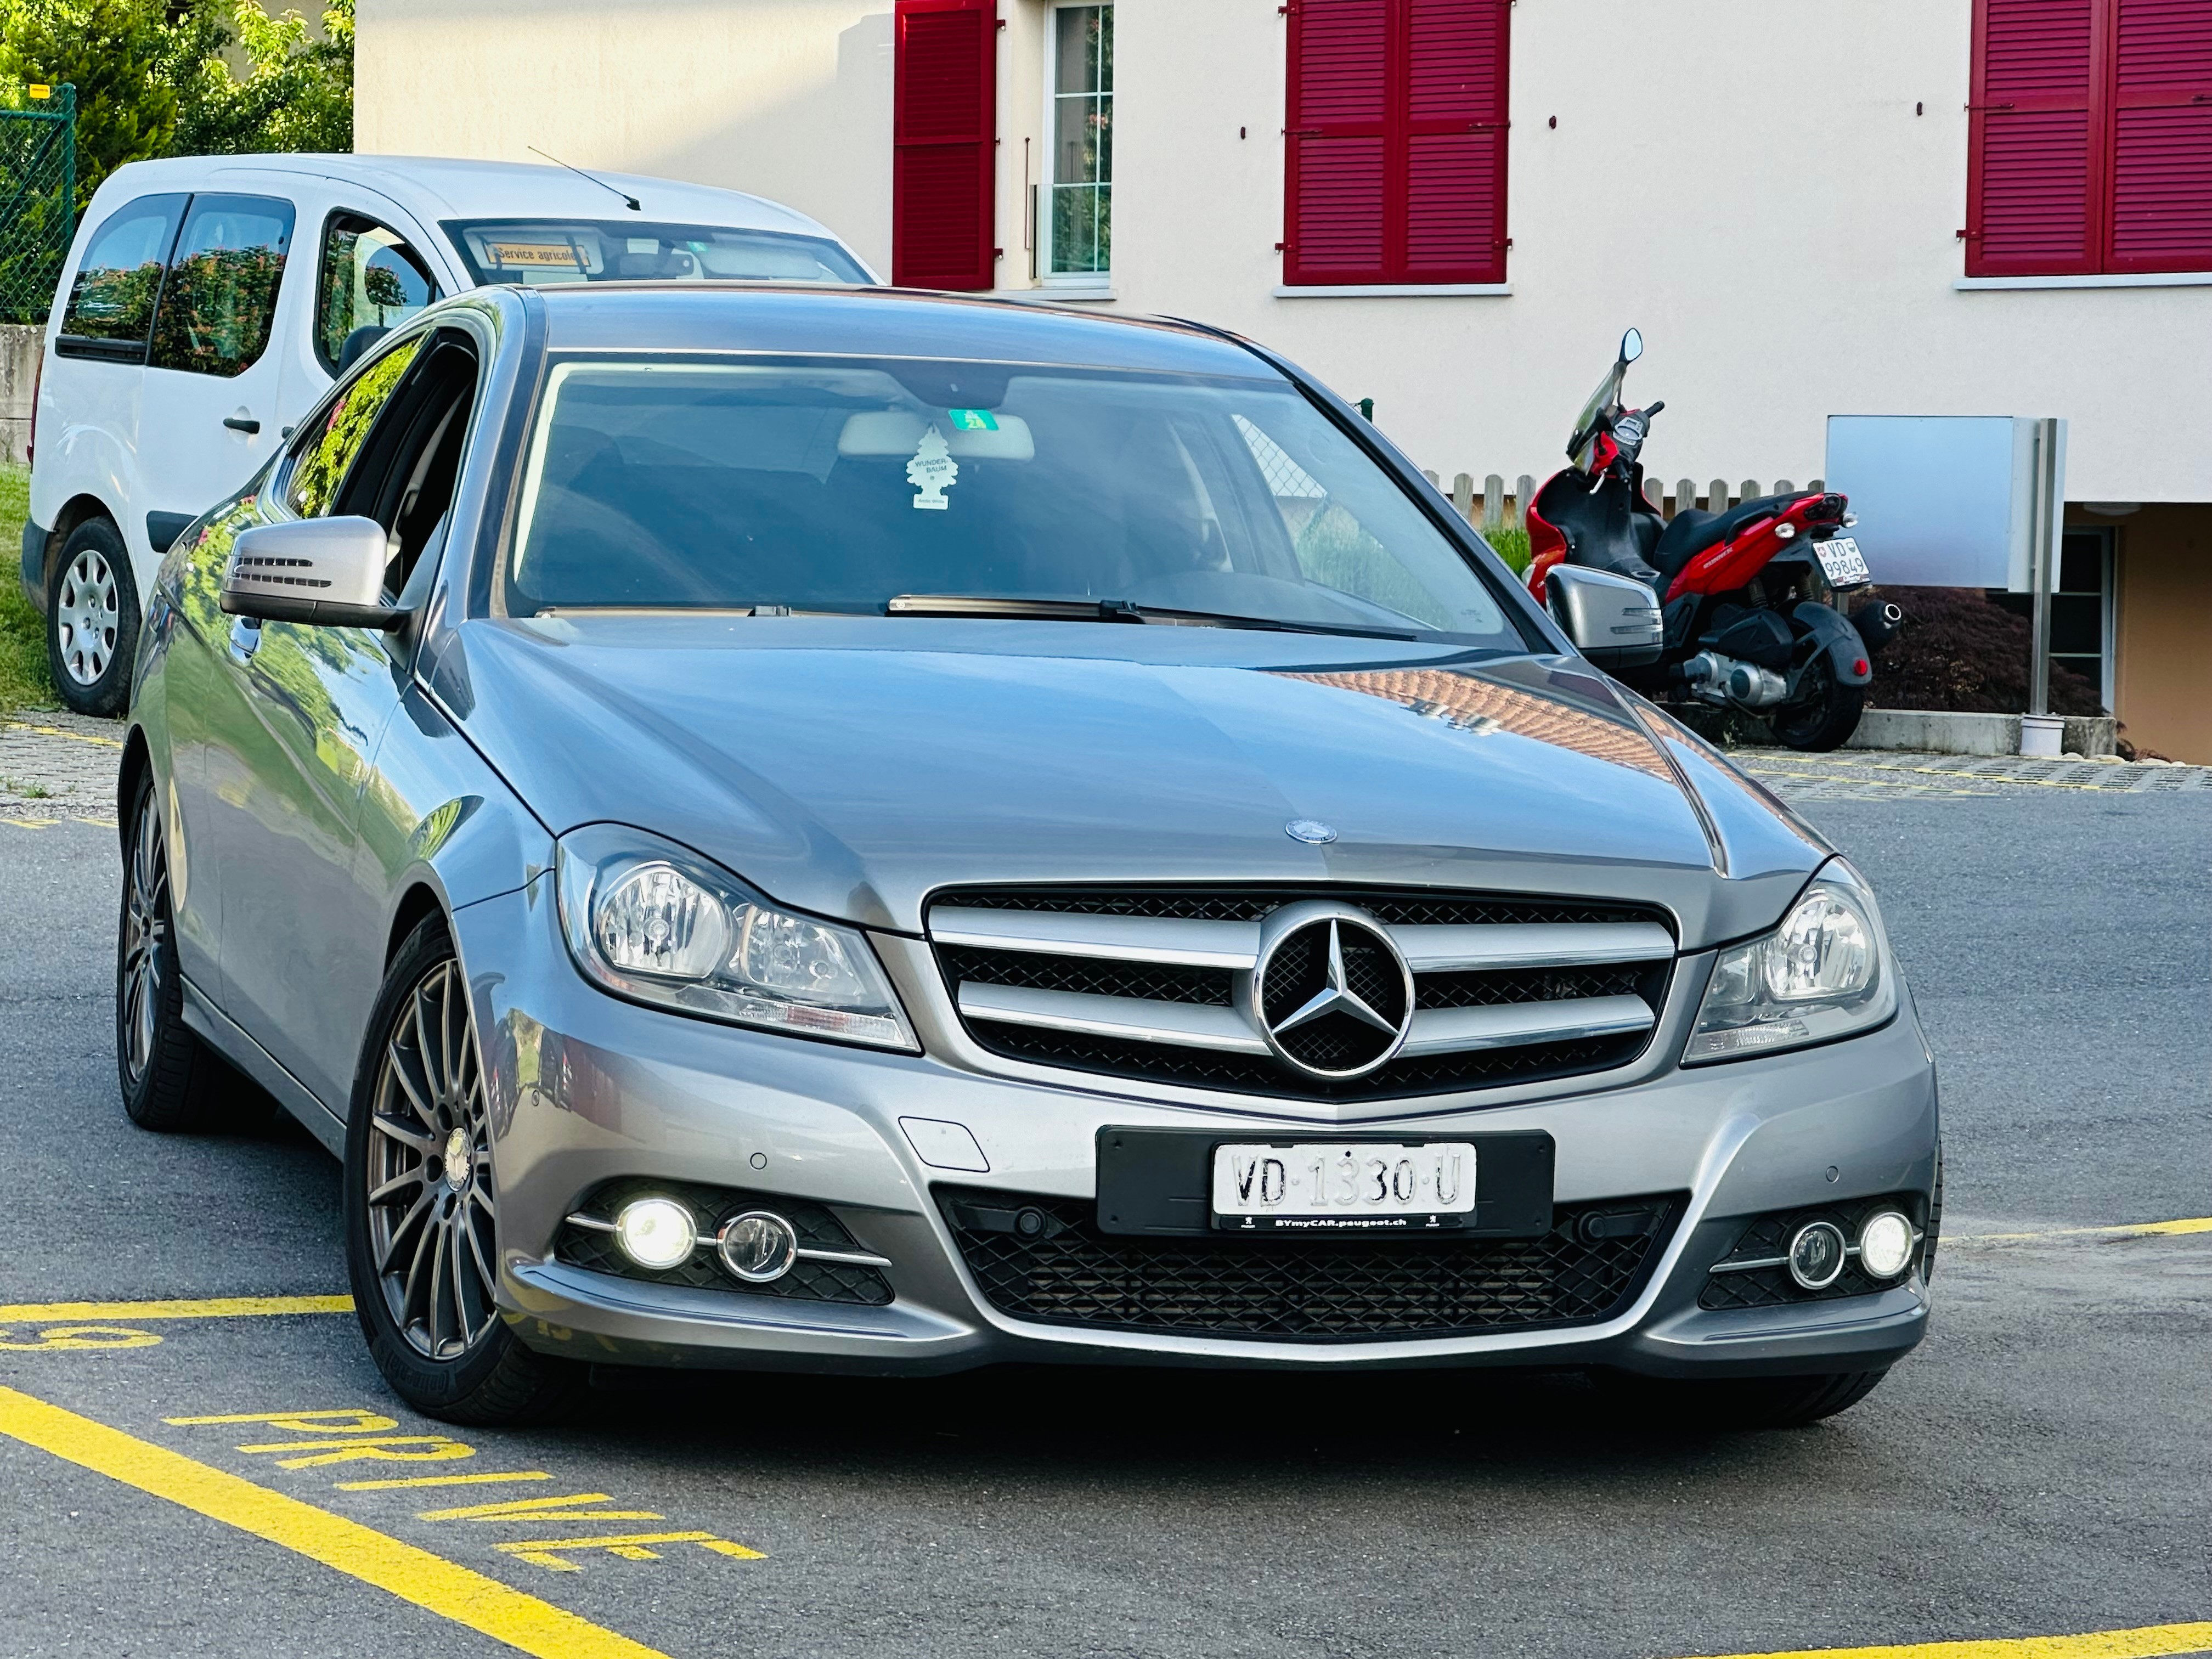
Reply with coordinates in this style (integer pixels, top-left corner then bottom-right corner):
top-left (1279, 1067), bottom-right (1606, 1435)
top-left (940, 1185), bottom-right (1684, 1342)
top-left (1697, 1194), bottom-right (1926, 1312)
top-left (933, 884), bottom-right (1675, 1102)
top-left (556, 1177), bottom-right (891, 1306)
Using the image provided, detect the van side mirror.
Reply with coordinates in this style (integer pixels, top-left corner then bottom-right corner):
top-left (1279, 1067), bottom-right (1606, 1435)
top-left (219, 516), bottom-right (407, 630)
top-left (1544, 565), bottom-right (1663, 672)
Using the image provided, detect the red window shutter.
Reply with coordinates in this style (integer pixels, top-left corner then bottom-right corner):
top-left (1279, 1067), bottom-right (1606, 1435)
top-left (1284, 0), bottom-right (1507, 286)
top-left (2107, 0), bottom-right (2212, 272)
top-left (894, 0), bottom-right (996, 290)
top-left (1967, 0), bottom-right (2101, 276)
top-left (1403, 0), bottom-right (1508, 281)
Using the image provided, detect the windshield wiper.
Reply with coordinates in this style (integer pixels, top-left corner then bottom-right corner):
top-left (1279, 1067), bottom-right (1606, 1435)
top-left (884, 594), bottom-right (1421, 641)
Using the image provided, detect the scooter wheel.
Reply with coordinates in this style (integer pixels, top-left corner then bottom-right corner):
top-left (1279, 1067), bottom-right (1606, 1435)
top-left (1770, 657), bottom-right (1864, 752)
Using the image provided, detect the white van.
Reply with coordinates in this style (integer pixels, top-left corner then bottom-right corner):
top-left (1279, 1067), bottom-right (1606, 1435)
top-left (21, 154), bottom-right (874, 712)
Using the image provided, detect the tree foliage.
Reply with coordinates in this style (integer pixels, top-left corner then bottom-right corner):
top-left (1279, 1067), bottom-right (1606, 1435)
top-left (0, 0), bottom-right (352, 210)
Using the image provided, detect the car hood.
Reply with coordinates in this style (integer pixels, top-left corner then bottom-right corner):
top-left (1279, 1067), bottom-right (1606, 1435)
top-left (438, 616), bottom-right (1827, 946)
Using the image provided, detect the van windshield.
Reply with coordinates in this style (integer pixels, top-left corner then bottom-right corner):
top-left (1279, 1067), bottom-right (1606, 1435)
top-left (503, 356), bottom-right (1527, 647)
top-left (443, 219), bottom-right (868, 287)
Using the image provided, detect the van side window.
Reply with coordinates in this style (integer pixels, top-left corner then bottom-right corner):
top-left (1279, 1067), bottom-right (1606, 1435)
top-left (286, 335), bottom-right (425, 518)
top-left (56, 194), bottom-right (188, 360)
top-left (148, 193), bottom-right (296, 378)
top-left (316, 214), bottom-right (440, 375)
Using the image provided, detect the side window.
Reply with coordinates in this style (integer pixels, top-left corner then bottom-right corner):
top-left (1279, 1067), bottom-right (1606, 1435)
top-left (316, 214), bottom-right (439, 375)
top-left (332, 332), bottom-right (480, 596)
top-left (286, 335), bottom-right (425, 517)
top-left (147, 193), bottom-right (296, 377)
top-left (57, 193), bottom-right (187, 357)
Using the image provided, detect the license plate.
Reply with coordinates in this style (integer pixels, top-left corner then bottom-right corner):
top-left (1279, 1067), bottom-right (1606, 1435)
top-left (1815, 535), bottom-right (1871, 586)
top-left (1211, 1142), bottom-right (1477, 1232)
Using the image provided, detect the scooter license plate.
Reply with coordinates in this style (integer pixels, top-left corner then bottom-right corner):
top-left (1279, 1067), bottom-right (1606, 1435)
top-left (1816, 536), bottom-right (1871, 586)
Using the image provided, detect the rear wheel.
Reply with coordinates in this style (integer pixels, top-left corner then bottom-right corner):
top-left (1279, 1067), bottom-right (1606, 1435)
top-left (344, 916), bottom-right (579, 1425)
top-left (117, 770), bottom-right (237, 1132)
top-left (47, 518), bottom-right (140, 716)
top-left (1769, 653), bottom-right (1863, 752)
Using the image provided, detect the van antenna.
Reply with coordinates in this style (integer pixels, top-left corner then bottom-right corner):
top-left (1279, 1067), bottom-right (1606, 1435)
top-left (528, 146), bottom-right (642, 212)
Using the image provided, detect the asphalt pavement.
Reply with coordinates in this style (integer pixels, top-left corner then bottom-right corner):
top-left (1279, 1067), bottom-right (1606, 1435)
top-left (0, 792), bottom-right (2205, 1659)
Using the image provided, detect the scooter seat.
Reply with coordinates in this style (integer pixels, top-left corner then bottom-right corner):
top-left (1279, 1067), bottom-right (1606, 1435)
top-left (1654, 492), bottom-right (1802, 582)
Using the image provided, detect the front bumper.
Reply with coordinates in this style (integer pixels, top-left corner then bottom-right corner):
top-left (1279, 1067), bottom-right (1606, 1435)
top-left (457, 878), bottom-right (1938, 1380)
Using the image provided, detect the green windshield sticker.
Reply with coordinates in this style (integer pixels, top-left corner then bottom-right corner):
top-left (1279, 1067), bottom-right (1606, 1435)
top-left (947, 408), bottom-right (999, 431)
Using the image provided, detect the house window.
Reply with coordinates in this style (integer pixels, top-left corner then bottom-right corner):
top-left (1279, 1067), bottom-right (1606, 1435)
top-left (1046, 3), bottom-right (1113, 280)
top-left (1281, 0), bottom-right (1510, 288)
top-left (1967, 0), bottom-right (2212, 276)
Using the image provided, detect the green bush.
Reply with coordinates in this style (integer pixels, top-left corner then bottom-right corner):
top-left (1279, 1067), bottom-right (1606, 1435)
top-left (1485, 525), bottom-right (1531, 575)
top-left (0, 463), bottom-right (57, 719)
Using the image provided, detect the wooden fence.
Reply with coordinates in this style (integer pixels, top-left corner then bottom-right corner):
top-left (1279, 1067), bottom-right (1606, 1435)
top-left (1418, 471), bottom-right (1826, 530)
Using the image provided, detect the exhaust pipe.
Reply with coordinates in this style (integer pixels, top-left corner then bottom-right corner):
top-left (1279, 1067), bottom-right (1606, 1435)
top-left (1853, 601), bottom-right (1905, 653)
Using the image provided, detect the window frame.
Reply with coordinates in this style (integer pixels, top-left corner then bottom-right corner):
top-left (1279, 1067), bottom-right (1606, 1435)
top-left (313, 208), bottom-right (442, 378)
top-left (1041, 0), bottom-right (1114, 285)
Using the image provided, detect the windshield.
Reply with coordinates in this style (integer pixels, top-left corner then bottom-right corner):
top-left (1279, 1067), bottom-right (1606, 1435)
top-left (503, 356), bottom-right (1525, 646)
top-left (442, 219), bottom-right (870, 287)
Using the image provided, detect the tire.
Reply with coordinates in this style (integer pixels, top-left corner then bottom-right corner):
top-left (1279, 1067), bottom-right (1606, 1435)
top-left (1598, 1367), bottom-right (1891, 1430)
top-left (117, 769), bottom-right (238, 1132)
top-left (1769, 653), bottom-right (1864, 752)
top-left (345, 915), bottom-right (580, 1425)
top-left (47, 518), bottom-right (141, 716)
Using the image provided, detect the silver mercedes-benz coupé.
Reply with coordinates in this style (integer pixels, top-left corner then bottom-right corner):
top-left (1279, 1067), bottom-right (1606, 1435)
top-left (117, 283), bottom-right (1938, 1426)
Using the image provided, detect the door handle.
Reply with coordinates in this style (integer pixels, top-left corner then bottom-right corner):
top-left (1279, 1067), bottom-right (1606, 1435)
top-left (223, 415), bottom-right (261, 435)
top-left (227, 616), bottom-right (262, 660)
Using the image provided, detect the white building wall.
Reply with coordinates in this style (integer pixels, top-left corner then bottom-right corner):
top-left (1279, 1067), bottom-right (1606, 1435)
top-left (356, 0), bottom-right (2212, 501)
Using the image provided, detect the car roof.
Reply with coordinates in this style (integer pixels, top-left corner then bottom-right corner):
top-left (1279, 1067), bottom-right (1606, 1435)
top-left (89, 154), bottom-right (844, 244)
top-left (527, 283), bottom-right (1285, 379)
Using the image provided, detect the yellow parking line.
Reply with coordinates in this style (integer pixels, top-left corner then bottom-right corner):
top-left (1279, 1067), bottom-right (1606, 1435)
top-left (1953, 1217), bottom-right (2212, 1245)
top-left (1683, 1618), bottom-right (2212, 1658)
top-left (0, 1385), bottom-right (670, 1659)
top-left (0, 1294), bottom-right (353, 1323)
top-left (5, 721), bottom-right (125, 747)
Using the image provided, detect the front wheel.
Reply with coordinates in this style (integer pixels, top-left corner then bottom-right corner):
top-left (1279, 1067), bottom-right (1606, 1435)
top-left (47, 518), bottom-right (141, 716)
top-left (1768, 653), bottom-right (1864, 752)
top-left (117, 769), bottom-right (239, 1131)
top-left (344, 916), bottom-right (579, 1425)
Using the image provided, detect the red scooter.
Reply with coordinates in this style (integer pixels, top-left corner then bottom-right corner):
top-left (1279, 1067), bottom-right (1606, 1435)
top-left (1524, 330), bottom-right (1900, 752)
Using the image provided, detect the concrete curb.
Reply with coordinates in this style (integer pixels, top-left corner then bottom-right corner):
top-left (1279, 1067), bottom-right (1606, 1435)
top-left (1847, 709), bottom-right (2115, 758)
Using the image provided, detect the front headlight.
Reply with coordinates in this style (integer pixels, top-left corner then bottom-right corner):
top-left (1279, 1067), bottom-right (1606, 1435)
top-left (555, 825), bottom-right (918, 1052)
top-left (1685, 864), bottom-right (1895, 1064)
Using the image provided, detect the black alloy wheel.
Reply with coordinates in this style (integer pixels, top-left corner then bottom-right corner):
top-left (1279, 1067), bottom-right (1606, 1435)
top-left (117, 770), bottom-right (236, 1131)
top-left (344, 916), bottom-right (578, 1424)
top-left (47, 517), bottom-right (142, 716)
top-left (1769, 652), bottom-right (1864, 752)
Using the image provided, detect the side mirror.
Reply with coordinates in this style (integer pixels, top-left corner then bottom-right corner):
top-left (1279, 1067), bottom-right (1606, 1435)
top-left (1620, 327), bottom-right (1643, 364)
top-left (219, 516), bottom-right (407, 630)
top-left (1544, 565), bottom-right (1663, 672)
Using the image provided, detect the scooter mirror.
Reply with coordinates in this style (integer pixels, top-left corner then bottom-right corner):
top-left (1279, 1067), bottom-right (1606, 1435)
top-left (1620, 328), bottom-right (1644, 365)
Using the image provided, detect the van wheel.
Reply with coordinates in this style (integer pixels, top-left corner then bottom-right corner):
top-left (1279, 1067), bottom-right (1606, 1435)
top-left (47, 518), bottom-right (140, 715)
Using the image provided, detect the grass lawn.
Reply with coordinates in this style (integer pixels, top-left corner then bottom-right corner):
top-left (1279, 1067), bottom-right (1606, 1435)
top-left (0, 462), bottom-right (54, 720)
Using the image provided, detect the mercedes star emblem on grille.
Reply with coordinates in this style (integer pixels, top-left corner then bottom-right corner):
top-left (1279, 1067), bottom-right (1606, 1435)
top-left (1248, 901), bottom-right (1415, 1080)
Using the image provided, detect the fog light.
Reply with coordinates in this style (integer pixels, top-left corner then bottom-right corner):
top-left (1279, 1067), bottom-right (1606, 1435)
top-left (1787, 1220), bottom-right (1847, 1290)
top-left (718, 1211), bottom-right (799, 1283)
top-left (1859, 1210), bottom-right (1914, 1279)
top-left (614, 1198), bottom-right (696, 1271)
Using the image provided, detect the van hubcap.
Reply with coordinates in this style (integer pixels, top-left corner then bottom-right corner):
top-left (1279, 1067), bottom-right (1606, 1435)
top-left (365, 960), bottom-right (498, 1362)
top-left (55, 549), bottom-right (120, 686)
